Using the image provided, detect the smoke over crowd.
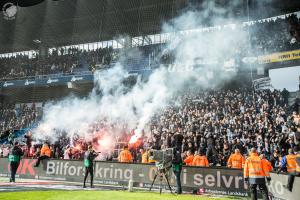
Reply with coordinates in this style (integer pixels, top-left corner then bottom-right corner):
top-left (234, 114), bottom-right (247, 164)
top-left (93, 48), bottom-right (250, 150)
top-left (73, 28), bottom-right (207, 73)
top-left (33, 1), bottom-right (250, 153)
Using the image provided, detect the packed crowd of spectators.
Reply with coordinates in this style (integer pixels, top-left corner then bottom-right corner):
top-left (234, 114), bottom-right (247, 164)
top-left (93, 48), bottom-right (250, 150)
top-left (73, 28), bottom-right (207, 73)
top-left (0, 103), bottom-right (41, 144)
top-left (0, 47), bottom-right (114, 80)
top-left (1, 87), bottom-right (299, 171)
top-left (251, 13), bottom-right (300, 54)
top-left (0, 14), bottom-right (300, 168)
top-left (136, 88), bottom-right (300, 169)
top-left (1, 13), bottom-right (300, 80)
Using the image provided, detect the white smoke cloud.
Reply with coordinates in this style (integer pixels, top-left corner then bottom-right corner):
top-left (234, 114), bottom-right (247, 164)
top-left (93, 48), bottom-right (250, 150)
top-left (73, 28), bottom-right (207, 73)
top-left (33, 1), bottom-right (249, 153)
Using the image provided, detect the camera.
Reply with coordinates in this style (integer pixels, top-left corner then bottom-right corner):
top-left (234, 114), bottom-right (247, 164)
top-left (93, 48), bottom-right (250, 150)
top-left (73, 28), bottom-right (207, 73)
top-left (149, 148), bottom-right (174, 170)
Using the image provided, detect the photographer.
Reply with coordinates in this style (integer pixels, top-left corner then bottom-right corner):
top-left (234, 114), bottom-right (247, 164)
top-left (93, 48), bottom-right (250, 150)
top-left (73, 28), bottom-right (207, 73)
top-left (83, 145), bottom-right (99, 188)
top-left (8, 142), bottom-right (23, 183)
top-left (172, 148), bottom-right (183, 194)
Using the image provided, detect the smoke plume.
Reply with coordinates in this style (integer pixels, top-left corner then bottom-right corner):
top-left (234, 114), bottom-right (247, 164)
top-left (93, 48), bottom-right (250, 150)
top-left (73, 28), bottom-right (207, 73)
top-left (33, 1), bottom-right (250, 154)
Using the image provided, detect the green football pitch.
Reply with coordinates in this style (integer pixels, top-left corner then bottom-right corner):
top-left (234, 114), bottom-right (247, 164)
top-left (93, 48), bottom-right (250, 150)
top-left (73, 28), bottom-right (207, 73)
top-left (0, 190), bottom-right (239, 200)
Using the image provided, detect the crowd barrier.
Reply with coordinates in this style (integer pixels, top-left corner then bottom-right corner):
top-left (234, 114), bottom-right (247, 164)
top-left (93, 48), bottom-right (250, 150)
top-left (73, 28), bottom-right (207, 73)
top-left (0, 158), bottom-right (299, 199)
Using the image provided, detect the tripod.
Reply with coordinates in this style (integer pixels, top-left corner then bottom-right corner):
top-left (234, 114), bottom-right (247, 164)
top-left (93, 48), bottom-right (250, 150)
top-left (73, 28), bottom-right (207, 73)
top-left (149, 166), bottom-right (173, 194)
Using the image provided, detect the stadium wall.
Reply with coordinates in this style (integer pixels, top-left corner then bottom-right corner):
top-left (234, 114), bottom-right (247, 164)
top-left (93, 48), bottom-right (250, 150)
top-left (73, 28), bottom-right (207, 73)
top-left (0, 158), bottom-right (298, 199)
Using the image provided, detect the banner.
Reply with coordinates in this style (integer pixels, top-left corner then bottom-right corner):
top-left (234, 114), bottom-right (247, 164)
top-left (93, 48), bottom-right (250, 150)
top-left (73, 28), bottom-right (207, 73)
top-left (253, 77), bottom-right (273, 91)
top-left (0, 158), bottom-right (299, 199)
top-left (0, 74), bottom-right (93, 89)
top-left (258, 49), bottom-right (300, 64)
top-left (0, 70), bottom-right (151, 89)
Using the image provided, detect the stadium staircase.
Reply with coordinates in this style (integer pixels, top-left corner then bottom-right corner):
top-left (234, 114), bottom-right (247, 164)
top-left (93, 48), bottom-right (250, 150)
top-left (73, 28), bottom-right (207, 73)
top-left (288, 91), bottom-right (300, 114)
top-left (288, 91), bottom-right (299, 105)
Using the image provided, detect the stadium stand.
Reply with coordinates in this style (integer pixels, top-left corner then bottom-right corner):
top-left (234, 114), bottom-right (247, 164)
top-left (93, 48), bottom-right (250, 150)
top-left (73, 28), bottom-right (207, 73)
top-left (1, 10), bottom-right (300, 166)
top-left (1, 1), bottom-right (300, 199)
top-left (0, 0), bottom-right (299, 184)
top-left (0, 87), bottom-right (299, 171)
top-left (1, 13), bottom-right (300, 80)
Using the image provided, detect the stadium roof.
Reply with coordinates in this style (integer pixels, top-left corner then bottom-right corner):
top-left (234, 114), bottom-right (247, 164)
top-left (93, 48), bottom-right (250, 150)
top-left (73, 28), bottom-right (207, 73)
top-left (0, 0), bottom-right (300, 54)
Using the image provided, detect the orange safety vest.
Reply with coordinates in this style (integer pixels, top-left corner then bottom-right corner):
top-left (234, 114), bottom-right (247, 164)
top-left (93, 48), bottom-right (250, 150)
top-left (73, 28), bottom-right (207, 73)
top-left (261, 158), bottom-right (273, 172)
top-left (296, 154), bottom-right (300, 173)
top-left (192, 155), bottom-right (209, 167)
top-left (184, 155), bottom-right (194, 166)
top-left (286, 154), bottom-right (297, 173)
top-left (41, 146), bottom-right (51, 157)
top-left (227, 153), bottom-right (245, 169)
top-left (118, 149), bottom-right (133, 163)
top-left (244, 153), bottom-right (270, 179)
top-left (142, 152), bottom-right (148, 163)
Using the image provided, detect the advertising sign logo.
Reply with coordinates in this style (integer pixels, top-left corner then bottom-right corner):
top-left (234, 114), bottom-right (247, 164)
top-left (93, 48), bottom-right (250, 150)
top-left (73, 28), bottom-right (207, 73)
top-left (71, 76), bottom-right (84, 82)
top-left (24, 80), bottom-right (36, 86)
top-left (47, 78), bottom-right (59, 84)
top-left (3, 81), bottom-right (14, 87)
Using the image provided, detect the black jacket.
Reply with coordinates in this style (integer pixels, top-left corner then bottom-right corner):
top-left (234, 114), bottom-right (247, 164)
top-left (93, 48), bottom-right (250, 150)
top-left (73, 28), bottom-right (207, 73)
top-left (84, 151), bottom-right (98, 167)
top-left (9, 145), bottom-right (24, 162)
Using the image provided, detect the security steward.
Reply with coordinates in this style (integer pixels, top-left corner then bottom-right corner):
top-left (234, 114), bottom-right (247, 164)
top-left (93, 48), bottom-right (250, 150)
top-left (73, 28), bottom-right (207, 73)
top-left (183, 150), bottom-right (194, 166)
top-left (244, 148), bottom-right (271, 200)
top-left (34, 143), bottom-right (51, 167)
top-left (118, 145), bottom-right (133, 163)
top-left (172, 147), bottom-right (183, 194)
top-left (8, 142), bottom-right (23, 183)
top-left (141, 149), bottom-right (149, 163)
top-left (192, 150), bottom-right (209, 167)
top-left (277, 148), bottom-right (297, 191)
top-left (83, 145), bottom-right (99, 188)
top-left (227, 149), bottom-right (245, 169)
top-left (260, 154), bottom-right (273, 173)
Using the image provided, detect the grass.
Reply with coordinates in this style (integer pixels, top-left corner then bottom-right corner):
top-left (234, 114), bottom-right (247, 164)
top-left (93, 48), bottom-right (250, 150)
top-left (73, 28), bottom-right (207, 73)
top-left (0, 190), bottom-right (239, 200)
